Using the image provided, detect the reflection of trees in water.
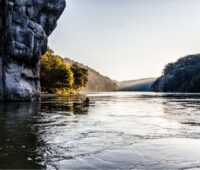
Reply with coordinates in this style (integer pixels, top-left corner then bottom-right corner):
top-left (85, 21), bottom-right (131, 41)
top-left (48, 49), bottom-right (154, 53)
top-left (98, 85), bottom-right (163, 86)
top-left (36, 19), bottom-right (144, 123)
top-left (73, 106), bottom-right (89, 115)
top-left (38, 98), bottom-right (89, 168)
top-left (41, 96), bottom-right (89, 115)
top-left (0, 97), bottom-right (90, 169)
top-left (0, 103), bottom-right (45, 169)
top-left (160, 94), bottom-right (200, 125)
top-left (161, 94), bottom-right (200, 112)
top-left (41, 101), bottom-right (89, 115)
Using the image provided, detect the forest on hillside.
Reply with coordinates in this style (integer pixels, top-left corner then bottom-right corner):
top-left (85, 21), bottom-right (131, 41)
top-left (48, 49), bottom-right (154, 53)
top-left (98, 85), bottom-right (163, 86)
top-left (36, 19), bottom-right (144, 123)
top-left (64, 58), bottom-right (117, 92)
top-left (152, 54), bottom-right (200, 92)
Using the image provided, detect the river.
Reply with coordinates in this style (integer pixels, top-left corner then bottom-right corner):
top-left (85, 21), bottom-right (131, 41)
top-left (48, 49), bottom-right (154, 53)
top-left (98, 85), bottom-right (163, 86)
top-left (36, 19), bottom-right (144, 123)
top-left (0, 92), bottom-right (200, 169)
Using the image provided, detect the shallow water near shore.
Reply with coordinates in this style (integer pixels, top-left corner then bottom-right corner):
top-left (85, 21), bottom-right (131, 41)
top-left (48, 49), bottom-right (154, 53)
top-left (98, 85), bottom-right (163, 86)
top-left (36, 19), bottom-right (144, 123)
top-left (0, 92), bottom-right (200, 169)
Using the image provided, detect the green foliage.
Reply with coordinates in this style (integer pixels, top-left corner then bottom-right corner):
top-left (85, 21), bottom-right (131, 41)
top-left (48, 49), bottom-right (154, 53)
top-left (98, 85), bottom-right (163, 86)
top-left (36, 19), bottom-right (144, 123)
top-left (40, 48), bottom-right (88, 94)
top-left (152, 54), bottom-right (200, 92)
top-left (71, 63), bottom-right (88, 90)
top-left (163, 63), bottom-right (174, 75)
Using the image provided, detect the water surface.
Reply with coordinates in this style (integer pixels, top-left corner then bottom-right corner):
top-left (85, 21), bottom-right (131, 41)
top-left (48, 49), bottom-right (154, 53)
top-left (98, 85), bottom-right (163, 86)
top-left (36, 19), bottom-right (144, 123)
top-left (0, 92), bottom-right (200, 169)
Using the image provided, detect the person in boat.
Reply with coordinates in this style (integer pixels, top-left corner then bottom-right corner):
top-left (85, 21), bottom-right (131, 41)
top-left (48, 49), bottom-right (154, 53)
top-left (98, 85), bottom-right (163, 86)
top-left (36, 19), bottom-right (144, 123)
top-left (83, 97), bottom-right (90, 106)
top-left (73, 97), bottom-right (90, 107)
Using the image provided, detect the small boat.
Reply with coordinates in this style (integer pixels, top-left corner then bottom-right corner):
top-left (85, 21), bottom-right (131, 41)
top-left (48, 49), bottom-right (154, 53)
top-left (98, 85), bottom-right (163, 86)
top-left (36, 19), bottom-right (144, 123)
top-left (73, 98), bottom-right (94, 107)
top-left (73, 102), bottom-right (89, 107)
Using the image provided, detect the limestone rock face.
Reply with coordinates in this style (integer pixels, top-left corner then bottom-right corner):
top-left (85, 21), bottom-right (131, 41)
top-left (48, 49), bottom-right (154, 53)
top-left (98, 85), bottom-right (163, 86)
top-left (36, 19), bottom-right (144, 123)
top-left (0, 0), bottom-right (66, 101)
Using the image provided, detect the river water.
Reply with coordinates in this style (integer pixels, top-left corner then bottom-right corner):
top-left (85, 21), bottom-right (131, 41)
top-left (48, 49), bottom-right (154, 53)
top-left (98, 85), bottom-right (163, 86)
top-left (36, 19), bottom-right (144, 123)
top-left (0, 92), bottom-right (200, 169)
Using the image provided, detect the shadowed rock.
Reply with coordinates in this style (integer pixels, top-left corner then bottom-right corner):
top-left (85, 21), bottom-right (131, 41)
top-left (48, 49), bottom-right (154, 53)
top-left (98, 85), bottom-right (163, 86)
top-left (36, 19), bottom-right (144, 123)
top-left (0, 0), bottom-right (66, 101)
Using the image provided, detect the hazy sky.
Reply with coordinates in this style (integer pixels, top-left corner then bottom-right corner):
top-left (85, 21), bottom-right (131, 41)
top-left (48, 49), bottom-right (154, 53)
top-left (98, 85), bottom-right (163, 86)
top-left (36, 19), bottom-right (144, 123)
top-left (49, 0), bottom-right (200, 81)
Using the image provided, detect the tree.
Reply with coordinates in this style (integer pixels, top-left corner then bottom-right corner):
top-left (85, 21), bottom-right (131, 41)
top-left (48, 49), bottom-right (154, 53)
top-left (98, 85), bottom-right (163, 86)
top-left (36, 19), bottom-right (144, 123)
top-left (163, 63), bottom-right (174, 75)
top-left (71, 63), bottom-right (88, 91)
top-left (152, 54), bottom-right (200, 93)
top-left (40, 48), bottom-right (74, 93)
top-left (191, 74), bottom-right (200, 92)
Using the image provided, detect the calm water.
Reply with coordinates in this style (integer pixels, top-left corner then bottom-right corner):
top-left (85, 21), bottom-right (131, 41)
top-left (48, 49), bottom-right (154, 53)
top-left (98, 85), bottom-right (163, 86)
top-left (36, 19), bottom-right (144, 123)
top-left (1, 92), bottom-right (200, 169)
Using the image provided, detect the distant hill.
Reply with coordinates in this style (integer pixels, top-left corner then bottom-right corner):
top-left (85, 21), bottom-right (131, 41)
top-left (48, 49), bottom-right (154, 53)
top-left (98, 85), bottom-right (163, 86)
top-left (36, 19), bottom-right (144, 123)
top-left (152, 54), bottom-right (200, 92)
top-left (64, 58), bottom-right (157, 92)
top-left (117, 78), bottom-right (156, 91)
top-left (64, 58), bottom-right (117, 92)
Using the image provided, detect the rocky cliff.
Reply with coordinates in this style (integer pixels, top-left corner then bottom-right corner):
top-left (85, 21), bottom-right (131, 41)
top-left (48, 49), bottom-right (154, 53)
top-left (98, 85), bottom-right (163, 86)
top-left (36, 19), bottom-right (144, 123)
top-left (0, 0), bottom-right (66, 101)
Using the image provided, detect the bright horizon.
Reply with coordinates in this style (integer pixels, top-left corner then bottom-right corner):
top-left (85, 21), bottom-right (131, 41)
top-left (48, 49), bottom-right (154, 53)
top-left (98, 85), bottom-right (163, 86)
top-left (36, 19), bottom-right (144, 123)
top-left (49, 0), bottom-right (200, 81)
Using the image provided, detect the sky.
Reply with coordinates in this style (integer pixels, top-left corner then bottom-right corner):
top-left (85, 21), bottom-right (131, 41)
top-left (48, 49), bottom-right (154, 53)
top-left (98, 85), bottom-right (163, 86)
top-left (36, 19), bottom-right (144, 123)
top-left (49, 0), bottom-right (200, 81)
